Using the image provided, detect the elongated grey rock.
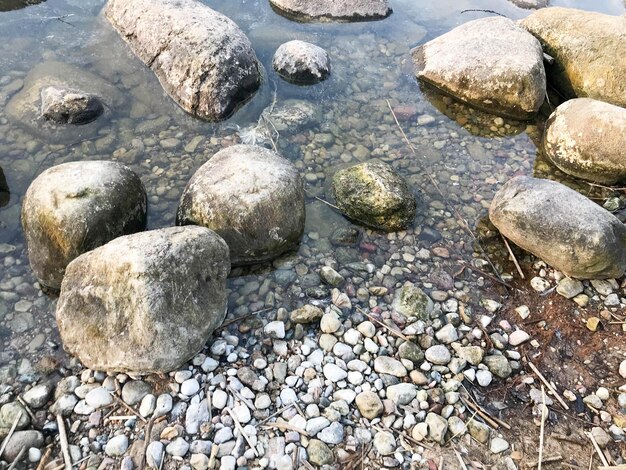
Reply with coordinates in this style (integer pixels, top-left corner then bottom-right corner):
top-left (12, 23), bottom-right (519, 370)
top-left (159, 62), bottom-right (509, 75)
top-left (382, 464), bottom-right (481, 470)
top-left (104, 0), bottom-right (261, 121)
top-left (56, 226), bottom-right (230, 373)
top-left (489, 176), bottom-right (626, 279)
top-left (412, 17), bottom-right (546, 119)
top-left (543, 98), bottom-right (626, 185)
top-left (177, 145), bottom-right (305, 266)
top-left (270, 0), bottom-right (392, 22)
top-left (522, 7), bottom-right (626, 108)
top-left (21, 161), bottom-right (147, 290)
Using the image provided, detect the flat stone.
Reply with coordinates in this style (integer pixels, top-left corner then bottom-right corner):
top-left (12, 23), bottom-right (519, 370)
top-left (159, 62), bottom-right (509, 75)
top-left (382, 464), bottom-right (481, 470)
top-left (373, 356), bottom-right (407, 377)
top-left (373, 431), bottom-right (396, 455)
top-left (323, 363), bottom-right (347, 381)
top-left (556, 277), bottom-right (584, 299)
top-left (307, 439), bottom-right (334, 466)
top-left (105, 435), bottom-right (129, 457)
top-left (508, 330), bottom-right (530, 346)
top-left (386, 384), bottom-right (417, 405)
top-left (425, 412), bottom-right (448, 444)
top-left (355, 392), bottom-right (383, 420)
top-left (425, 345), bottom-right (451, 365)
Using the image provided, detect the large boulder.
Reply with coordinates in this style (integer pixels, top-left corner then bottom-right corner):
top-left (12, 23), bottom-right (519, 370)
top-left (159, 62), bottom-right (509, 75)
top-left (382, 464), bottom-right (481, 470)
top-left (412, 17), bottom-right (546, 119)
top-left (522, 8), bottom-right (626, 108)
top-left (6, 61), bottom-right (124, 143)
top-left (56, 226), bottom-right (230, 374)
top-left (543, 98), bottom-right (626, 185)
top-left (104, 0), bottom-right (261, 121)
top-left (273, 40), bottom-right (331, 84)
top-left (21, 161), bottom-right (147, 290)
top-left (332, 160), bottom-right (416, 232)
top-left (489, 176), bottom-right (626, 279)
top-left (177, 145), bottom-right (305, 266)
top-left (269, 0), bottom-right (392, 22)
top-left (509, 0), bottom-right (547, 8)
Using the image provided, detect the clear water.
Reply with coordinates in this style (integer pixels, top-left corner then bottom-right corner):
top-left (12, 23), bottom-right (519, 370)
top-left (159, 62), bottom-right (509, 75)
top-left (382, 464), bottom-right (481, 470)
top-left (0, 0), bottom-right (624, 376)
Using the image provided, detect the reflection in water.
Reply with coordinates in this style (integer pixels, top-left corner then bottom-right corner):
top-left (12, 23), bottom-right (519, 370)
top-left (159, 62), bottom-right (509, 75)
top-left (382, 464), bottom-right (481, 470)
top-left (0, 0), bottom-right (45, 12)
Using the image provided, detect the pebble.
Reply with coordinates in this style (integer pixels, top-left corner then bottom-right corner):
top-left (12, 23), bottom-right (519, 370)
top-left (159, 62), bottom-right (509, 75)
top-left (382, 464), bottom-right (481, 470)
top-left (307, 439), bottom-right (334, 466)
top-left (166, 437), bottom-right (190, 456)
top-left (105, 435), bottom-right (129, 457)
top-left (320, 312), bottom-right (342, 334)
top-left (290, 305), bottom-right (323, 324)
top-left (490, 437), bottom-right (510, 454)
top-left (355, 391), bottom-right (383, 419)
top-left (508, 330), bottom-right (530, 346)
top-left (264, 321), bottom-right (286, 339)
top-left (425, 413), bottom-right (447, 444)
top-left (373, 356), bottom-right (407, 377)
top-left (323, 363), bottom-right (347, 381)
top-left (556, 278), bottom-right (583, 299)
top-left (122, 380), bottom-right (151, 405)
top-left (620, 360), bottom-right (626, 379)
top-left (476, 370), bottom-right (493, 387)
top-left (425, 345), bottom-right (451, 365)
top-left (154, 394), bottom-right (173, 417)
top-left (181, 379), bottom-right (200, 396)
top-left (85, 387), bottom-right (113, 409)
top-left (318, 422), bottom-right (344, 444)
top-left (373, 431), bottom-right (396, 455)
top-left (22, 383), bottom-right (52, 409)
top-left (530, 277), bottom-right (551, 292)
top-left (212, 390), bottom-right (228, 409)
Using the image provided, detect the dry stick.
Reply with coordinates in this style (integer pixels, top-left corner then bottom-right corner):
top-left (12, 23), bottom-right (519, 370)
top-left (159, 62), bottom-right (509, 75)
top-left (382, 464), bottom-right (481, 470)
top-left (110, 393), bottom-right (148, 423)
top-left (260, 420), bottom-right (309, 437)
top-left (7, 447), bottom-right (26, 470)
top-left (386, 99), bottom-right (506, 285)
top-left (461, 396), bottom-right (510, 430)
top-left (138, 416), bottom-right (155, 470)
top-left (258, 403), bottom-right (294, 425)
top-left (460, 262), bottom-right (516, 290)
top-left (313, 195), bottom-right (341, 211)
top-left (377, 424), bottom-right (434, 450)
top-left (527, 361), bottom-right (570, 411)
top-left (16, 396), bottom-right (36, 422)
top-left (356, 306), bottom-right (410, 341)
top-left (51, 455), bottom-right (91, 470)
top-left (158, 449), bottom-right (165, 470)
top-left (538, 386), bottom-right (547, 470)
top-left (0, 411), bottom-right (23, 459)
top-left (36, 446), bottom-right (53, 470)
top-left (228, 385), bottom-right (255, 411)
top-left (585, 431), bottom-right (610, 467)
top-left (56, 415), bottom-right (72, 470)
top-left (454, 450), bottom-right (469, 470)
top-left (225, 408), bottom-right (258, 457)
top-left (215, 307), bottom-right (272, 331)
top-left (598, 467), bottom-right (626, 470)
top-left (438, 456), bottom-right (444, 470)
top-left (502, 235), bottom-right (525, 279)
top-left (552, 433), bottom-right (585, 446)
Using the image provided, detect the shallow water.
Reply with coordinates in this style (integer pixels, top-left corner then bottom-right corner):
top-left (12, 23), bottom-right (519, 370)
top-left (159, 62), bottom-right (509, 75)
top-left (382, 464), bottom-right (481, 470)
top-left (0, 0), bottom-right (624, 378)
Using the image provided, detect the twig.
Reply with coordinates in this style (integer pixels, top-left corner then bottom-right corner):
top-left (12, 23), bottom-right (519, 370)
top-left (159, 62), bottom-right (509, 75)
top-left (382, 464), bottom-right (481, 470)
top-left (527, 361), bottom-right (569, 410)
top-left (460, 262), bottom-right (516, 290)
top-left (215, 307), bottom-right (272, 331)
top-left (356, 306), bottom-right (410, 341)
top-left (454, 450), bottom-right (469, 470)
top-left (0, 411), bottom-right (23, 459)
top-left (56, 415), bottom-right (72, 470)
top-left (225, 408), bottom-right (258, 457)
top-left (208, 444), bottom-right (218, 469)
top-left (7, 447), bottom-right (26, 470)
top-left (16, 396), bottom-right (37, 422)
top-left (376, 424), bottom-right (433, 450)
top-left (260, 420), bottom-right (309, 436)
top-left (461, 395), bottom-right (510, 430)
top-left (313, 195), bottom-right (340, 211)
top-left (460, 8), bottom-right (507, 17)
top-left (585, 431), bottom-right (609, 467)
top-left (258, 403), bottom-right (294, 425)
top-left (111, 393), bottom-right (148, 423)
top-left (228, 386), bottom-right (255, 411)
top-left (598, 467), bottom-right (626, 470)
top-left (158, 449), bottom-right (165, 470)
top-left (438, 456), bottom-right (444, 470)
top-left (502, 235), bottom-right (525, 279)
top-left (551, 433), bottom-right (585, 446)
top-left (106, 415), bottom-right (136, 421)
top-left (36, 446), bottom-right (53, 470)
top-left (138, 416), bottom-right (154, 470)
top-left (538, 386), bottom-right (547, 470)
top-left (51, 455), bottom-right (91, 470)
top-left (528, 455), bottom-right (564, 467)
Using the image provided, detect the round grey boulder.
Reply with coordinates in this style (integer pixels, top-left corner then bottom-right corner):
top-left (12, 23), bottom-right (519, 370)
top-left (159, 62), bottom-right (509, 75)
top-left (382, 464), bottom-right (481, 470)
top-left (489, 176), bottom-right (626, 279)
top-left (273, 40), bottom-right (330, 84)
top-left (56, 226), bottom-right (230, 374)
top-left (41, 86), bottom-right (104, 125)
top-left (332, 160), bottom-right (416, 232)
top-left (21, 161), bottom-right (147, 290)
top-left (543, 98), bottom-right (626, 185)
top-left (269, 0), bottom-right (392, 22)
top-left (177, 144), bottom-right (305, 266)
top-left (412, 17), bottom-right (546, 119)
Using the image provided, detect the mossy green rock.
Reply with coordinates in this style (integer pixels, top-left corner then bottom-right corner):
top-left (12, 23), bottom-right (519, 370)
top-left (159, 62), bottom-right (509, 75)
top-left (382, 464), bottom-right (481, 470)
top-left (332, 160), bottom-right (416, 232)
top-left (56, 226), bottom-right (230, 374)
top-left (392, 284), bottom-right (434, 320)
top-left (522, 8), bottom-right (626, 107)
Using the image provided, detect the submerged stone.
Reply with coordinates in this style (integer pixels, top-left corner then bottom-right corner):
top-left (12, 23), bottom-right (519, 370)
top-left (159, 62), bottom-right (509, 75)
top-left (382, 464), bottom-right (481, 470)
top-left (412, 17), bottom-right (545, 119)
top-left (273, 40), bottom-right (330, 84)
top-left (41, 86), bottom-right (104, 124)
